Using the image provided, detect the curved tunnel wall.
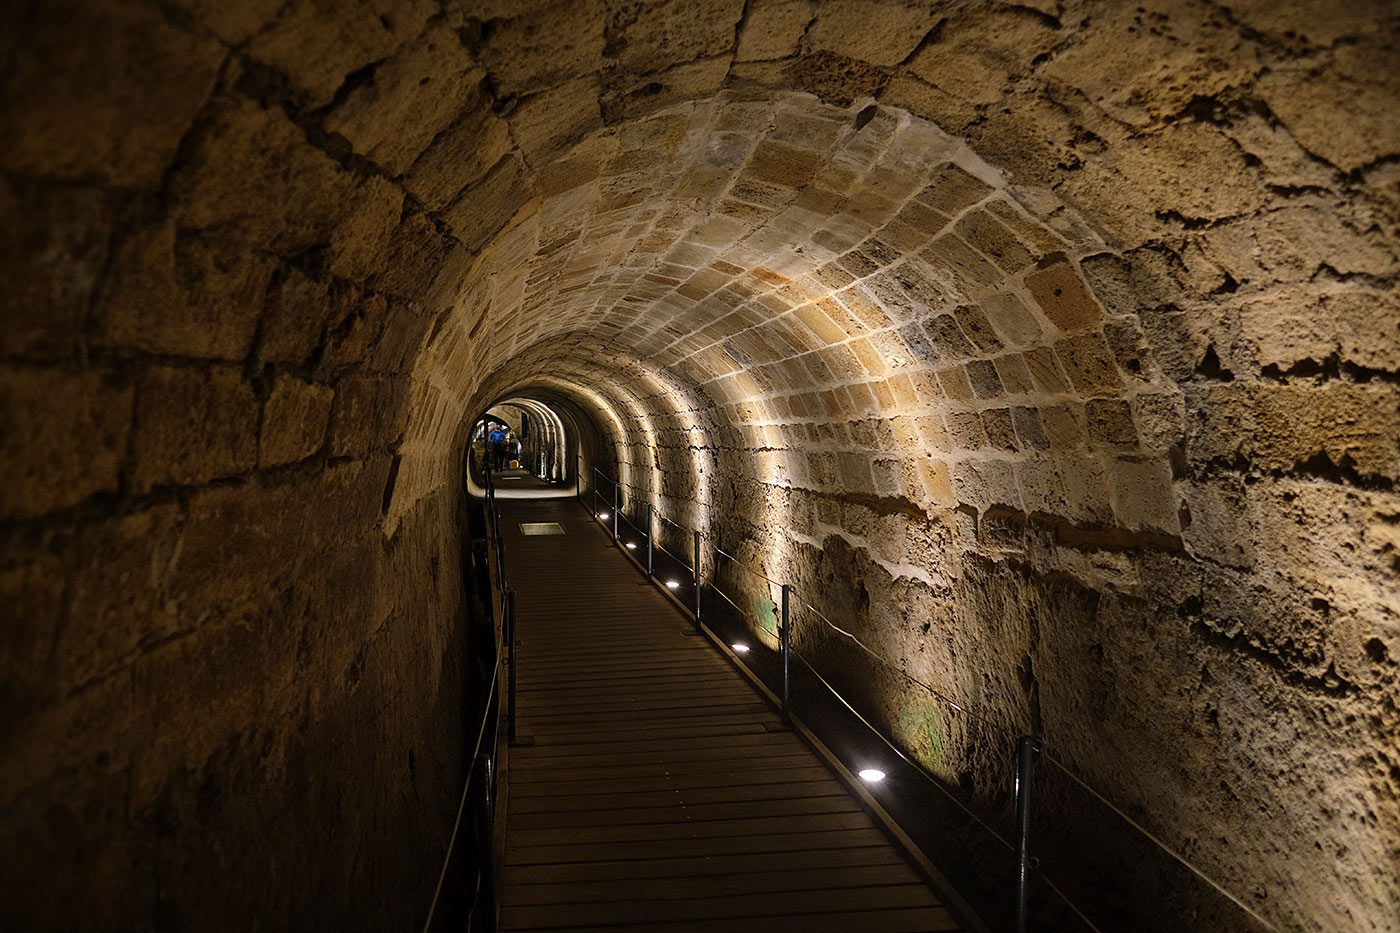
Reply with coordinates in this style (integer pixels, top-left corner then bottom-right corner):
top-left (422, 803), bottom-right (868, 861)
top-left (2, 1), bottom-right (1397, 929)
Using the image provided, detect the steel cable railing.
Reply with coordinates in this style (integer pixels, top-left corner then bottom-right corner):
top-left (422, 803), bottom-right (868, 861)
top-left (421, 650), bottom-right (502, 933)
top-left (581, 467), bottom-right (1281, 933)
top-left (426, 466), bottom-right (524, 933)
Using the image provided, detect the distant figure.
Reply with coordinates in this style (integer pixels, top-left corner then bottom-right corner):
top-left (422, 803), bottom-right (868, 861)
top-left (487, 425), bottom-right (508, 471)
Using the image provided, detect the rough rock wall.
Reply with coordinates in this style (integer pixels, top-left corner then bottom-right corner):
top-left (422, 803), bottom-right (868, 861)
top-left (2, 0), bottom-right (1397, 930)
top-left (1, 1), bottom-right (470, 928)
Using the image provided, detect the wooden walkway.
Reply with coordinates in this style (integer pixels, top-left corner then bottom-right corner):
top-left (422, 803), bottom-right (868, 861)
top-left (497, 493), bottom-right (965, 932)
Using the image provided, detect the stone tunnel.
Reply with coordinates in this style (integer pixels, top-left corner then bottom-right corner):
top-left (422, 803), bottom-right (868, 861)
top-left (2, 0), bottom-right (1397, 930)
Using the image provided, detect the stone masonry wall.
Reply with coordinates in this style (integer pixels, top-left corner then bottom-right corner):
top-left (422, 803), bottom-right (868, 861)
top-left (2, 1), bottom-right (1397, 930)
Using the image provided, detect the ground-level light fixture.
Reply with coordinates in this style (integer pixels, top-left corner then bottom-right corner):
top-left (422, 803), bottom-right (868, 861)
top-left (730, 643), bottom-right (750, 653)
top-left (665, 580), bottom-right (680, 589)
top-left (858, 768), bottom-right (887, 783)
top-left (625, 541), bottom-right (637, 550)
top-left (598, 511), bottom-right (610, 520)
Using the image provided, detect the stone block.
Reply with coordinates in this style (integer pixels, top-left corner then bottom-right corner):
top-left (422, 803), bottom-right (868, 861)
top-left (368, 210), bottom-right (453, 301)
top-left (917, 163), bottom-right (994, 216)
top-left (1054, 334), bottom-right (1124, 394)
top-left (0, 180), bottom-right (111, 360)
top-left (0, 543), bottom-right (65, 722)
top-left (952, 304), bottom-right (1005, 354)
top-left (1039, 0), bottom-right (1256, 129)
top-left (746, 141), bottom-right (826, 189)
top-left (806, 0), bottom-right (940, 66)
top-left (1108, 455), bottom-right (1177, 533)
top-left (1180, 478), bottom-right (1255, 569)
top-left (1013, 407), bottom-right (1049, 451)
top-left (1258, 40), bottom-right (1400, 174)
top-left (325, 26), bottom-right (482, 175)
top-left (509, 77), bottom-right (603, 166)
top-left (58, 505), bottom-right (184, 691)
top-left (967, 360), bottom-right (1005, 399)
top-left (917, 458), bottom-right (955, 508)
top-left (946, 411), bottom-right (987, 449)
top-left (981, 408), bottom-right (1017, 450)
top-left (980, 292), bottom-right (1043, 348)
top-left (1251, 383), bottom-right (1400, 480)
top-left (168, 0), bottom-right (282, 44)
top-left (97, 223), bottom-right (273, 360)
top-left (132, 366), bottom-right (258, 492)
top-left (1025, 257), bottom-right (1103, 334)
top-left (0, 366), bottom-right (130, 520)
top-left (1085, 398), bottom-right (1138, 448)
top-left (1132, 390), bottom-right (1186, 453)
top-left (784, 51), bottom-right (884, 106)
top-left (921, 233), bottom-right (1003, 296)
top-left (936, 366), bottom-right (975, 402)
top-left (904, 5), bottom-right (1058, 108)
top-left (259, 375), bottom-right (334, 468)
top-left (258, 266), bottom-right (338, 366)
top-left (993, 354), bottom-right (1035, 396)
top-left (175, 95), bottom-right (358, 255)
top-left (248, 0), bottom-right (436, 107)
top-left (480, 0), bottom-right (607, 97)
top-left (955, 210), bottom-right (1035, 273)
top-left (330, 176), bottom-right (405, 281)
top-left (1328, 290), bottom-right (1400, 372)
top-left (614, 0), bottom-right (745, 74)
top-left (952, 456), bottom-right (1021, 511)
top-left (404, 100), bottom-right (511, 211)
top-left (1040, 403), bottom-right (1087, 448)
top-left (444, 154), bottom-right (532, 252)
top-left (737, 0), bottom-right (814, 61)
top-left (0, 0), bottom-right (222, 188)
top-left (922, 313), bottom-right (976, 362)
top-left (330, 376), bottom-right (408, 457)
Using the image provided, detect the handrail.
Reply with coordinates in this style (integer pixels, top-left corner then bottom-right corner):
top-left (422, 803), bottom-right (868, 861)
top-left (585, 467), bottom-right (1280, 933)
top-left (421, 650), bottom-right (502, 933)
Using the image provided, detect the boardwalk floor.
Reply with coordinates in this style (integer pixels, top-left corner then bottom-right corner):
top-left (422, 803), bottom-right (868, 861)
top-left (496, 491), bottom-right (964, 932)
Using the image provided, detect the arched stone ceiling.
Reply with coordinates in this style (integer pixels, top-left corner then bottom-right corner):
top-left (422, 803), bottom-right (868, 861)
top-left (402, 91), bottom-right (1147, 540)
top-left (3, 1), bottom-right (1397, 929)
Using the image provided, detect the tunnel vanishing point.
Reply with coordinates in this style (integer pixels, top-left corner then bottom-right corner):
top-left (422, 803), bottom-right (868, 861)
top-left (2, 0), bottom-right (1398, 930)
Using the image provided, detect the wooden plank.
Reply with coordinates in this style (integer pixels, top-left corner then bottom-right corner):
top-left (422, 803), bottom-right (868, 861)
top-left (503, 842), bottom-right (908, 885)
top-left (507, 810), bottom-right (875, 848)
top-left (509, 779), bottom-right (852, 815)
top-left (560, 906), bottom-right (962, 933)
top-left (510, 749), bottom-right (816, 783)
top-left (518, 730), bottom-right (804, 758)
top-left (496, 497), bottom-right (964, 932)
top-left (505, 827), bottom-right (894, 866)
top-left (503, 883), bottom-right (941, 929)
top-left (507, 765), bottom-right (837, 798)
top-left (508, 793), bottom-right (859, 831)
top-left (502, 862), bottom-right (922, 906)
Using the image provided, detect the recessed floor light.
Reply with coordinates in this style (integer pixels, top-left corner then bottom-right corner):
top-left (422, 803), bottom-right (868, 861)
top-left (598, 511), bottom-right (610, 520)
top-left (730, 643), bottom-right (750, 653)
top-left (665, 580), bottom-right (680, 589)
top-left (625, 541), bottom-right (637, 550)
top-left (858, 768), bottom-right (886, 783)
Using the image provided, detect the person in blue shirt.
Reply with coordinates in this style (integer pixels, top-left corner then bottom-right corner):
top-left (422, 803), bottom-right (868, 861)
top-left (486, 425), bottom-right (508, 471)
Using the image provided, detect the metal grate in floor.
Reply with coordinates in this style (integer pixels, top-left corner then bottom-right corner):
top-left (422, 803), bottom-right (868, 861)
top-left (519, 522), bottom-right (566, 535)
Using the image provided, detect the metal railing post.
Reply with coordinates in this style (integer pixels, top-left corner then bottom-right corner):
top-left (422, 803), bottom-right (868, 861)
top-left (1014, 735), bottom-right (1043, 933)
top-left (692, 530), bottom-right (702, 628)
top-left (646, 504), bottom-right (654, 578)
top-left (780, 584), bottom-right (792, 726)
top-left (612, 482), bottom-right (619, 542)
top-left (506, 589), bottom-right (518, 744)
